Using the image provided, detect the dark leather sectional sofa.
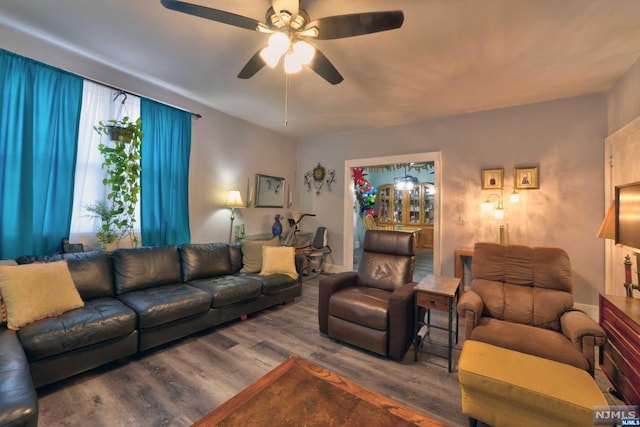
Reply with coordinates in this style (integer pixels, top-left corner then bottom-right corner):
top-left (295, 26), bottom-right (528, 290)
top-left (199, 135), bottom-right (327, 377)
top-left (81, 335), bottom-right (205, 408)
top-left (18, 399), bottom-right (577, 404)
top-left (0, 243), bottom-right (302, 427)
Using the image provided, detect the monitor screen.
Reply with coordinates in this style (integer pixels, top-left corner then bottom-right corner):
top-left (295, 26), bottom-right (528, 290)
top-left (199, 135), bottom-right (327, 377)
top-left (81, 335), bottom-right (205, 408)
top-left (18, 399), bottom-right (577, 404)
top-left (615, 181), bottom-right (640, 251)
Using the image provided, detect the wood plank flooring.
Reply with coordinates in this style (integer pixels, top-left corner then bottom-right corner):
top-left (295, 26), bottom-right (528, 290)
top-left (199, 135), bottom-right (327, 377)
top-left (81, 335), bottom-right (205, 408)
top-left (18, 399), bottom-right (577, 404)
top-left (36, 275), bottom-right (619, 426)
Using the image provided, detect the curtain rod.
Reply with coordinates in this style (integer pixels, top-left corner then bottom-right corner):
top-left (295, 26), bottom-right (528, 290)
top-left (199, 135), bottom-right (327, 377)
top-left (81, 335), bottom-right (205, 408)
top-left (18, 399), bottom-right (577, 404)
top-left (86, 77), bottom-right (202, 119)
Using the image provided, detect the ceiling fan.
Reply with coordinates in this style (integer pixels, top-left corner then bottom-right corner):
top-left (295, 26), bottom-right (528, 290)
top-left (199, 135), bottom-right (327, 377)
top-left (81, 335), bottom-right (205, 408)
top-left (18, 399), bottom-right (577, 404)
top-left (160, 0), bottom-right (404, 85)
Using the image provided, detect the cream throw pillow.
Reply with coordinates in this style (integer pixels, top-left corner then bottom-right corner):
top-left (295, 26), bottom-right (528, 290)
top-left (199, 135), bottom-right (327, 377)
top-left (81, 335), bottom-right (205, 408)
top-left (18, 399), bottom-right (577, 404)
top-left (240, 237), bottom-right (280, 273)
top-left (259, 246), bottom-right (298, 280)
top-left (0, 261), bottom-right (85, 330)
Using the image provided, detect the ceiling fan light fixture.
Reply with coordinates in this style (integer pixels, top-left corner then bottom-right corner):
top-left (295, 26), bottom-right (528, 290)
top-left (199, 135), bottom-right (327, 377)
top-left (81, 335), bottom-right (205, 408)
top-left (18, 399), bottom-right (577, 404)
top-left (298, 26), bottom-right (319, 38)
top-left (267, 32), bottom-right (289, 55)
top-left (284, 52), bottom-right (303, 73)
top-left (292, 40), bottom-right (315, 65)
top-left (256, 22), bottom-right (273, 33)
top-left (260, 46), bottom-right (282, 68)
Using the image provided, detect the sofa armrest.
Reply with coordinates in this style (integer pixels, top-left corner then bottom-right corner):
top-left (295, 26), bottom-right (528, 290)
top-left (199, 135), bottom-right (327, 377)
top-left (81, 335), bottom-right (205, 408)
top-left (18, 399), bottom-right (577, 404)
top-left (0, 328), bottom-right (38, 427)
top-left (560, 310), bottom-right (607, 376)
top-left (317, 271), bottom-right (358, 334)
top-left (457, 290), bottom-right (484, 340)
top-left (295, 253), bottom-right (305, 283)
top-left (388, 282), bottom-right (417, 361)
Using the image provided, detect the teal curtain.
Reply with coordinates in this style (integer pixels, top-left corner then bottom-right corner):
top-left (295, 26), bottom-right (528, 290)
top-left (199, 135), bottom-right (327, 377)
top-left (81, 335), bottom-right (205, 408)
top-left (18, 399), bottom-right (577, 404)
top-left (0, 50), bottom-right (83, 258)
top-left (140, 98), bottom-right (191, 245)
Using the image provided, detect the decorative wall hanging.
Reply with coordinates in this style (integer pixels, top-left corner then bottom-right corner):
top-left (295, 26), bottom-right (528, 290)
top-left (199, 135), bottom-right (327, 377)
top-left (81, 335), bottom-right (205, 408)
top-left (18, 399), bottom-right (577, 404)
top-left (255, 174), bottom-right (285, 207)
top-left (514, 166), bottom-right (540, 189)
top-left (363, 162), bottom-right (435, 174)
top-left (304, 163), bottom-right (336, 196)
top-left (481, 168), bottom-right (504, 190)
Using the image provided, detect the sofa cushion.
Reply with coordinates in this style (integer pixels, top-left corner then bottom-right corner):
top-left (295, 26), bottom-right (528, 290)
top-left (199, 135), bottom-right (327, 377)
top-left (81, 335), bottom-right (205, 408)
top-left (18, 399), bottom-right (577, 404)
top-left (178, 243), bottom-right (232, 281)
top-left (229, 243), bottom-right (243, 274)
top-left (117, 284), bottom-right (211, 329)
top-left (112, 246), bottom-right (183, 294)
top-left (470, 317), bottom-right (589, 372)
top-left (17, 298), bottom-right (137, 362)
top-left (329, 287), bottom-right (390, 331)
top-left (259, 246), bottom-right (298, 280)
top-left (62, 251), bottom-right (115, 300)
top-left (473, 279), bottom-right (573, 331)
top-left (255, 273), bottom-right (299, 296)
top-left (472, 243), bottom-right (573, 291)
top-left (189, 275), bottom-right (262, 308)
top-left (0, 261), bottom-right (85, 330)
top-left (239, 237), bottom-right (280, 273)
top-left (0, 328), bottom-right (38, 427)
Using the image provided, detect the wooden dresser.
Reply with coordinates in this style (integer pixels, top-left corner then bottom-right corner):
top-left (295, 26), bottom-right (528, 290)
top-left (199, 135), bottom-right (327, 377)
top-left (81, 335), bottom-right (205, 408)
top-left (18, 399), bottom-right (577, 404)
top-left (599, 294), bottom-right (640, 405)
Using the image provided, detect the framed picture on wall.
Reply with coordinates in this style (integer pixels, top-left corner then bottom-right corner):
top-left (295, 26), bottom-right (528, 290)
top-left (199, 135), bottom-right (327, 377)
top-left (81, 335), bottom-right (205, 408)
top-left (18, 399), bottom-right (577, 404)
top-left (255, 174), bottom-right (285, 207)
top-left (514, 166), bottom-right (539, 189)
top-left (481, 168), bottom-right (504, 190)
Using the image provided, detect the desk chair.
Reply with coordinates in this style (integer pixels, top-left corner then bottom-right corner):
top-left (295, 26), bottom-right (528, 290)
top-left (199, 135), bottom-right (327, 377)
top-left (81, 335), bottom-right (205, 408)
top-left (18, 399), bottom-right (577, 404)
top-left (303, 227), bottom-right (331, 275)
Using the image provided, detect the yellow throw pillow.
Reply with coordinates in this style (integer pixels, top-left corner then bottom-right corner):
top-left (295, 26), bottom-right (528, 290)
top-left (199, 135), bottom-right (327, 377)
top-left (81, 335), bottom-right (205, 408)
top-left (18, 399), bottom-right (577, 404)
top-left (259, 246), bottom-right (298, 280)
top-left (0, 261), bottom-right (85, 330)
top-left (240, 237), bottom-right (280, 273)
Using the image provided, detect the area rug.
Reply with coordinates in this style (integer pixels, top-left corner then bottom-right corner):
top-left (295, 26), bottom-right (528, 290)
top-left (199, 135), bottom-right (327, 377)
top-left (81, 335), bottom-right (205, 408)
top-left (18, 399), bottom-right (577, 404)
top-left (193, 355), bottom-right (447, 426)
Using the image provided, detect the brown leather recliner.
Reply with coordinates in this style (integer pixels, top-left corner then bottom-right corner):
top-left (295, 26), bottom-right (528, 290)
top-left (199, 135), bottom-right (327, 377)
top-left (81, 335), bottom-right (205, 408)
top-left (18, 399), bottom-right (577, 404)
top-left (457, 242), bottom-right (606, 376)
top-left (318, 230), bottom-right (415, 361)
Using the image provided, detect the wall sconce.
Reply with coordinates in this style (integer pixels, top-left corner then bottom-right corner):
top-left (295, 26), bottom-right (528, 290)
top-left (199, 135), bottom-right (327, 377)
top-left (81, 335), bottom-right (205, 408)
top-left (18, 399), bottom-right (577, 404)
top-left (224, 190), bottom-right (245, 243)
top-left (481, 186), bottom-right (520, 244)
top-left (304, 163), bottom-right (336, 196)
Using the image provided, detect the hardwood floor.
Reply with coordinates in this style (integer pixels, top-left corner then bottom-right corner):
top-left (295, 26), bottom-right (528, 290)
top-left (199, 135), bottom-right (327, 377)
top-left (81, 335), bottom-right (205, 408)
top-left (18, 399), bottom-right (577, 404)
top-left (37, 278), bottom-right (465, 426)
top-left (37, 276), bottom-right (619, 426)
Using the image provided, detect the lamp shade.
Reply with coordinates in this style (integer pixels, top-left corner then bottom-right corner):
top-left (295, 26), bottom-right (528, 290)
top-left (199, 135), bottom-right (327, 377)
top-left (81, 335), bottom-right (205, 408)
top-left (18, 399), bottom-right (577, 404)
top-left (597, 201), bottom-right (616, 240)
top-left (224, 190), bottom-right (245, 208)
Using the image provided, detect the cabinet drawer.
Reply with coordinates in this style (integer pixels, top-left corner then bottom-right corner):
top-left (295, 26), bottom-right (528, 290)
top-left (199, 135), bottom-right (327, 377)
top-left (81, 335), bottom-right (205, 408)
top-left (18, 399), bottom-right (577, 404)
top-left (417, 292), bottom-right (449, 312)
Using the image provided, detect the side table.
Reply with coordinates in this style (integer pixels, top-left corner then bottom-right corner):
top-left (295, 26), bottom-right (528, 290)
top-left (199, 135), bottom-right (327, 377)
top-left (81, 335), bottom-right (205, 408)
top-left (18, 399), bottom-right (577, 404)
top-left (414, 275), bottom-right (461, 372)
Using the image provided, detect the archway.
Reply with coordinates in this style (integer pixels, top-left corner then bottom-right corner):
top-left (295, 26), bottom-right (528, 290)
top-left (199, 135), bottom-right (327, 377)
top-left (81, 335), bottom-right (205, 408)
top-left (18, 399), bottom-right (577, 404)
top-left (343, 152), bottom-right (442, 276)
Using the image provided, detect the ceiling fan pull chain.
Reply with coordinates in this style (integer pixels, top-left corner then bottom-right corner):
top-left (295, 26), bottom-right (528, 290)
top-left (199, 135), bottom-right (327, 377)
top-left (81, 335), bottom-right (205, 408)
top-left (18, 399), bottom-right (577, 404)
top-left (284, 73), bottom-right (289, 127)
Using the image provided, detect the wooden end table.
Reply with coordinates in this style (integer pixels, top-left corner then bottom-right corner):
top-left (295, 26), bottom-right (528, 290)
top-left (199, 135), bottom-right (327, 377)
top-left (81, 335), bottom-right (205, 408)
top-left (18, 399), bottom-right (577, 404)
top-left (413, 275), bottom-right (461, 372)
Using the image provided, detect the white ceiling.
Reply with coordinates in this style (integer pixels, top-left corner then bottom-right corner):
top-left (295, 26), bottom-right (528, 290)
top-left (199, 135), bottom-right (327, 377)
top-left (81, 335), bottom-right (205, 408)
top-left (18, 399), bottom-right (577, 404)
top-left (2, 0), bottom-right (640, 140)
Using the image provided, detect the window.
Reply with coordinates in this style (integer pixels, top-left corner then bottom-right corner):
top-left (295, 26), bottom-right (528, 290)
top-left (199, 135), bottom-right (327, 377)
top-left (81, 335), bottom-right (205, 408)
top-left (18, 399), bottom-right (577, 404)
top-left (68, 81), bottom-right (140, 247)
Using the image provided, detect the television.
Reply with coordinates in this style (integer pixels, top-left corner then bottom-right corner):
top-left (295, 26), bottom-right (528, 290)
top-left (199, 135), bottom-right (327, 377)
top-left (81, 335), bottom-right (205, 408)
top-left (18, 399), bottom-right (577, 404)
top-left (615, 181), bottom-right (640, 251)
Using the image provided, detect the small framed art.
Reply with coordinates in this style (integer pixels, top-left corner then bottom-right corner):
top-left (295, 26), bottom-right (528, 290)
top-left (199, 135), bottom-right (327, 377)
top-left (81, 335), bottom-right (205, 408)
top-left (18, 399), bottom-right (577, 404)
top-left (481, 168), bottom-right (504, 190)
top-left (514, 166), bottom-right (539, 189)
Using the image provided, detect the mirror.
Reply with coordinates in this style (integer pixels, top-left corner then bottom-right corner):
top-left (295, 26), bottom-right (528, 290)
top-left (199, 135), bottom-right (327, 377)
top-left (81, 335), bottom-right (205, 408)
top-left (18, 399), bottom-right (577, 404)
top-left (255, 174), bottom-right (285, 208)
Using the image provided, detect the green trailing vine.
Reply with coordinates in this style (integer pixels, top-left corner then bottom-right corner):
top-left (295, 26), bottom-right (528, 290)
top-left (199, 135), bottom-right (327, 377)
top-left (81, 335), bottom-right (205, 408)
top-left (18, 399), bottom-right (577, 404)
top-left (93, 116), bottom-right (144, 247)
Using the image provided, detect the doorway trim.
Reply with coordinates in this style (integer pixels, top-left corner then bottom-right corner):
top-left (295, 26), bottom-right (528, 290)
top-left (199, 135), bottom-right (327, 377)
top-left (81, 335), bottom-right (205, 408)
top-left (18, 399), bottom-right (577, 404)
top-left (343, 151), bottom-right (442, 275)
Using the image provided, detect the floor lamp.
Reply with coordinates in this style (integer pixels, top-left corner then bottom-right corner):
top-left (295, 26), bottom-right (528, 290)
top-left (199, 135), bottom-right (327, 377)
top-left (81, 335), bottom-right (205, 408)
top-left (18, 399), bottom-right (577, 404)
top-left (225, 190), bottom-right (245, 243)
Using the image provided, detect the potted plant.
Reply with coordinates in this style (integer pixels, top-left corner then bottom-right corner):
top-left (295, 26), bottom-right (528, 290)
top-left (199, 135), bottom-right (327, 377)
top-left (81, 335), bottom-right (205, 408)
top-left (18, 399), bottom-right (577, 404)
top-left (84, 201), bottom-right (122, 251)
top-left (93, 116), bottom-right (144, 246)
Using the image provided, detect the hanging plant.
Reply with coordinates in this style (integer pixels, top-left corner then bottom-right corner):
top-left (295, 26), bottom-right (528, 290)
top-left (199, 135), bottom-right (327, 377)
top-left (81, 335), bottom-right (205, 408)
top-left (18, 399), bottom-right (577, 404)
top-left (93, 116), bottom-right (144, 247)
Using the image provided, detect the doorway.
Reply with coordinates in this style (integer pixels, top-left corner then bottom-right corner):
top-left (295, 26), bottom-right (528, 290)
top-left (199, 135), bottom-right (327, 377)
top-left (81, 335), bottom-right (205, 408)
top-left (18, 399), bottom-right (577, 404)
top-left (343, 152), bottom-right (442, 276)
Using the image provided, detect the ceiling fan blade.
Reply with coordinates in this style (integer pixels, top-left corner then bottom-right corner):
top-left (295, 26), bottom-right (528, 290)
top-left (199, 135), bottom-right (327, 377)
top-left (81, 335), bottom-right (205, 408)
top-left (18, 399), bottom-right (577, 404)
top-left (308, 49), bottom-right (343, 85)
top-left (308, 11), bottom-right (404, 40)
top-left (271, 0), bottom-right (299, 19)
top-left (237, 51), bottom-right (267, 79)
top-left (161, 0), bottom-right (261, 31)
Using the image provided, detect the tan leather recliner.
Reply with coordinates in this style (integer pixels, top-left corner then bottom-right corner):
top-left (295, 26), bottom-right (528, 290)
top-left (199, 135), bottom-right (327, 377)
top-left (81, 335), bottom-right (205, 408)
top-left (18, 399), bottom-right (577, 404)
top-left (318, 230), bottom-right (415, 361)
top-left (457, 242), bottom-right (606, 376)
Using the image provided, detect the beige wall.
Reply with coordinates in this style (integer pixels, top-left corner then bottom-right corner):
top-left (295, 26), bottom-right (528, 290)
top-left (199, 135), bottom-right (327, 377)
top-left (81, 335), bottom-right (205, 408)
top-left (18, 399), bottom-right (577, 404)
top-left (297, 94), bottom-right (607, 305)
top-left (2, 22), bottom-right (623, 306)
top-left (608, 57), bottom-right (640, 134)
top-left (0, 24), bottom-right (298, 245)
